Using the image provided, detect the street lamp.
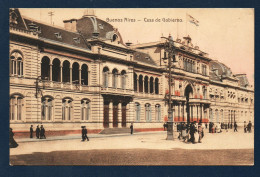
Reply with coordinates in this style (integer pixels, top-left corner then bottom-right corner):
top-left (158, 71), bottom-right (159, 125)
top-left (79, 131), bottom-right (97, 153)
top-left (161, 34), bottom-right (177, 140)
top-left (35, 76), bottom-right (48, 98)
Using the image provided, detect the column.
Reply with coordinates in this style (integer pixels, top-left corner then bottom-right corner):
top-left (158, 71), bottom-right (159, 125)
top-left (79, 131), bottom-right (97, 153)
top-left (189, 105), bottom-right (192, 122)
top-left (184, 103), bottom-right (186, 122)
top-left (60, 65), bottom-right (63, 82)
top-left (50, 64), bottom-right (53, 81)
top-left (178, 102), bottom-right (181, 121)
top-left (137, 78), bottom-right (139, 92)
top-left (70, 67), bottom-right (72, 84)
top-left (148, 80), bottom-right (150, 94)
top-left (118, 102), bottom-right (122, 128)
top-left (79, 69), bottom-right (82, 85)
top-left (109, 101), bottom-right (113, 127)
top-left (142, 80), bottom-right (144, 93)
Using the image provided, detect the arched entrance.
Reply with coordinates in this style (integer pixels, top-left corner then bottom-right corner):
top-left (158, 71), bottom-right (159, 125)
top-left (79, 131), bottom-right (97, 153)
top-left (184, 84), bottom-right (193, 123)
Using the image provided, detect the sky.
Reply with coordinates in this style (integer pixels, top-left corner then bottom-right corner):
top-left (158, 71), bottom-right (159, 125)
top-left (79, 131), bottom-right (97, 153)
top-left (19, 8), bottom-right (254, 84)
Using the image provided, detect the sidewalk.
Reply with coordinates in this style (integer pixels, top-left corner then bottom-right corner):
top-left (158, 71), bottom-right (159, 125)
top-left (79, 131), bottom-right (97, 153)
top-left (16, 131), bottom-right (166, 143)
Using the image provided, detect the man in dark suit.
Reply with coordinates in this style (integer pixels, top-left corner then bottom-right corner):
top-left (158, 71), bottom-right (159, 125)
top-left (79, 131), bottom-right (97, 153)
top-left (234, 122), bottom-right (238, 132)
top-left (84, 127), bottom-right (89, 141)
top-left (40, 125), bottom-right (46, 139)
top-left (81, 126), bottom-right (85, 141)
top-left (130, 123), bottom-right (134, 135)
top-left (30, 125), bottom-right (33, 138)
top-left (36, 125), bottom-right (40, 139)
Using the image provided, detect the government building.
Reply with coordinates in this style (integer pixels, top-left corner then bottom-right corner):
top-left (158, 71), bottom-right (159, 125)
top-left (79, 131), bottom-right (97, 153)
top-left (9, 9), bottom-right (254, 136)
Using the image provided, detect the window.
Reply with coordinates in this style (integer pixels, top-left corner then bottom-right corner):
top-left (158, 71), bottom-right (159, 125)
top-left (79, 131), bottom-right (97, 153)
top-left (10, 94), bottom-right (23, 121)
top-left (145, 103), bottom-right (152, 122)
top-left (202, 64), bottom-right (207, 76)
top-left (209, 108), bottom-right (213, 122)
top-left (62, 98), bottom-right (73, 121)
top-left (203, 86), bottom-right (207, 99)
top-left (215, 109), bottom-right (219, 123)
top-left (41, 56), bottom-right (50, 80)
top-left (121, 70), bottom-right (126, 89)
top-left (135, 103), bottom-right (141, 121)
top-left (103, 67), bottom-right (109, 87)
top-left (155, 104), bottom-right (161, 121)
top-left (112, 69), bottom-right (118, 88)
top-left (81, 64), bottom-right (88, 85)
top-left (81, 99), bottom-right (90, 121)
top-left (10, 51), bottom-right (23, 76)
top-left (155, 78), bottom-right (159, 94)
top-left (41, 97), bottom-right (53, 121)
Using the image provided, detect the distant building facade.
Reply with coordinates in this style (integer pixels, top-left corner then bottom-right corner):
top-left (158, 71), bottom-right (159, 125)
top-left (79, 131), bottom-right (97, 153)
top-left (9, 9), bottom-right (254, 135)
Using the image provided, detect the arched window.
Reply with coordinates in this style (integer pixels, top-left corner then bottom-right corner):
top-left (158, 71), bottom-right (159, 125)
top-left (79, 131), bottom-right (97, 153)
top-left (81, 99), bottom-right (90, 120)
top-left (144, 76), bottom-right (149, 93)
top-left (150, 77), bottom-right (154, 93)
top-left (209, 108), bottom-right (213, 122)
top-left (41, 56), bottom-right (50, 80)
top-left (62, 60), bottom-right (70, 83)
top-left (134, 73), bottom-right (137, 91)
top-left (41, 96), bottom-right (53, 121)
top-left (72, 62), bottom-right (79, 84)
top-left (103, 67), bottom-right (109, 87)
top-left (10, 51), bottom-right (23, 76)
top-left (155, 78), bottom-right (159, 94)
top-left (10, 94), bottom-right (23, 121)
top-left (121, 70), bottom-right (126, 89)
top-left (112, 69), bottom-right (118, 88)
top-left (220, 109), bottom-right (224, 123)
top-left (155, 104), bottom-right (161, 121)
top-left (62, 98), bottom-right (73, 121)
top-left (52, 58), bottom-right (61, 82)
top-left (135, 102), bottom-right (141, 121)
top-left (215, 109), bottom-right (219, 123)
top-left (139, 75), bottom-right (143, 92)
top-left (145, 103), bottom-right (152, 122)
top-left (203, 86), bottom-right (207, 99)
top-left (81, 64), bottom-right (88, 85)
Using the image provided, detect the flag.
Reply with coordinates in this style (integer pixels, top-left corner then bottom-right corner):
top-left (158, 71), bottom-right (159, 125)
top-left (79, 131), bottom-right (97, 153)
top-left (187, 14), bottom-right (199, 26)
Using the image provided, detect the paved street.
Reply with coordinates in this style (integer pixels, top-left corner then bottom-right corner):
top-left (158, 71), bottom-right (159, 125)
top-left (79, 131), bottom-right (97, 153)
top-left (10, 128), bottom-right (254, 165)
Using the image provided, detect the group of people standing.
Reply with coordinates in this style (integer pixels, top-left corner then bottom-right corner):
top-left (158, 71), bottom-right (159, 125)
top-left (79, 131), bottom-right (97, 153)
top-left (244, 121), bottom-right (252, 133)
top-left (177, 121), bottom-right (204, 144)
top-left (30, 125), bottom-right (46, 139)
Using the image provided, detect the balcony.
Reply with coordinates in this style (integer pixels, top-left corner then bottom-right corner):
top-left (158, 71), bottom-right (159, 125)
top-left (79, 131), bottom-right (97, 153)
top-left (101, 87), bottom-right (134, 96)
top-left (134, 91), bottom-right (163, 99)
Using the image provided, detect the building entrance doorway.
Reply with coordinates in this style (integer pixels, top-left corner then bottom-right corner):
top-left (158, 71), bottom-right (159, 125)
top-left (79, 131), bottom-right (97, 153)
top-left (103, 102), bottom-right (109, 128)
top-left (113, 103), bottom-right (118, 127)
top-left (184, 84), bottom-right (193, 123)
top-left (122, 103), bottom-right (127, 127)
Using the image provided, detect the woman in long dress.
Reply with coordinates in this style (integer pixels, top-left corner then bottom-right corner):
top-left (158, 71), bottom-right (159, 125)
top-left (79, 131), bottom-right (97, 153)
top-left (9, 128), bottom-right (18, 148)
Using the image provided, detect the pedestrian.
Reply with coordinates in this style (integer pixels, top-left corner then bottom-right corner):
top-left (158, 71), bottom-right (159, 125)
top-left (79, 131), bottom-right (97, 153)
top-left (247, 121), bottom-right (252, 133)
top-left (36, 125), bottom-right (40, 139)
top-left (244, 121), bottom-right (247, 133)
top-left (190, 122), bottom-right (197, 144)
top-left (9, 128), bottom-right (18, 148)
top-left (198, 122), bottom-right (203, 143)
top-left (230, 123), bottom-right (233, 129)
top-left (163, 123), bottom-right (166, 131)
top-left (234, 122), bottom-right (238, 132)
top-left (40, 125), bottom-right (46, 139)
top-left (30, 125), bottom-right (33, 138)
top-left (182, 123), bottom-right (187, 142)
top-left (130, 123), bottom-right (134, 135)
top-left (209, 122), bottom-right (212, 133)
top-left (81, 126), bottom-right (85, 141)
top-left (205, 123), bottom-right (208, 129)
top-left (83, 127), bottom-right (89, 141)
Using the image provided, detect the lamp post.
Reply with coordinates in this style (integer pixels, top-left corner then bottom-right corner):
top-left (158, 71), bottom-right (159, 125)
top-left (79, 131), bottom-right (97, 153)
top-left (161, 34), bottom-right (176, 140)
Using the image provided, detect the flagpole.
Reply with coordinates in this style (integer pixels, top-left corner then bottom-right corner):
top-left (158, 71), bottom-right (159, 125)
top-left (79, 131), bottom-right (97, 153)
top-left (185, 13), bottom-right (188, 36)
